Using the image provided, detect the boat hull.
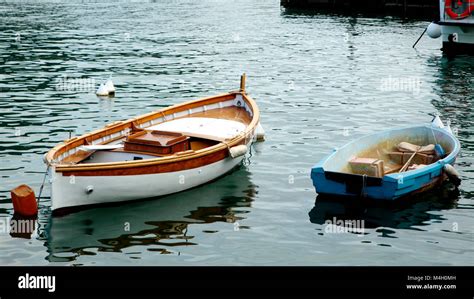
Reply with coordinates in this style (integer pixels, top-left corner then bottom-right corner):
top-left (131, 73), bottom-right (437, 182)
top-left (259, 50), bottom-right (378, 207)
top-left (44, 87), bottom-right (261, 212)
top-left (311, 164), bottom-right (451, 200)
top-left (50, 152), bottom-right (246, 212)
top-left (311, 125), bottom-right (461, 201)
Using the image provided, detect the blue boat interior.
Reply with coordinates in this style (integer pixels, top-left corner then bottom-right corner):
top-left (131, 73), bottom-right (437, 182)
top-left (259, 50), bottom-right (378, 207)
top-left (322, 126), bottom-right (456, 177)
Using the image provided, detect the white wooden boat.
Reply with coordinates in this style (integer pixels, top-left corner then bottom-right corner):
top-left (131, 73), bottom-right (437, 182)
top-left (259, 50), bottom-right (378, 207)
top-left (44, 75), bottom-right (263, 213)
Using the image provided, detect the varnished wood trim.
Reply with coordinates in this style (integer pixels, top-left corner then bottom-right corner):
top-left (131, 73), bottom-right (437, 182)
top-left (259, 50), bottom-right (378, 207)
top-left (61, 148), bottom-right (229, 176)
top-left (47, 91), bottom-right (260, 173)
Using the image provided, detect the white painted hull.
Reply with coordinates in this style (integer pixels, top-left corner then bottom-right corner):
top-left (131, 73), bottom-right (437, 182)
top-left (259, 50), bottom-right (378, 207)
top-left (50, 154), bottom-right (246, 211)
top-left (441, 25), bottom-right (474, 44)
top-left (438, 0), bottom-right (474, 50)
top-left (44, 83), bottom-right (262, 212)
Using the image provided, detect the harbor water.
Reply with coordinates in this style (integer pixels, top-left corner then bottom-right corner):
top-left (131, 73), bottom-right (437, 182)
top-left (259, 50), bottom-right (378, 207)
top-left (0, 0), bottom-right (473, 265)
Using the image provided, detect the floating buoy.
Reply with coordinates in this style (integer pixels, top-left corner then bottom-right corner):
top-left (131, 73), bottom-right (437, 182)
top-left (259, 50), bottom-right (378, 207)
top-left (255, 122), bottom-right (265, 142)
top-left (427, 22), bottom-right (442, 39)
top-left (444, 164), bottom-right (461, 187)
top-left (10, 184), bottom-right (38, 217)
top-left (229, 144), bottom-right (248, 158)
top-left (96, 78), bottom-right (115, 96)
top-left (96, 83), bottom-right (110, 96)
top-left (104, 78), bottom-right (115, 95)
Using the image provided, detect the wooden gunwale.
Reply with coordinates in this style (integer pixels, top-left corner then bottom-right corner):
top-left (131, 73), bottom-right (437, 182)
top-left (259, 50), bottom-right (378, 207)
top-left (46, 91), bottom-right (260, 174)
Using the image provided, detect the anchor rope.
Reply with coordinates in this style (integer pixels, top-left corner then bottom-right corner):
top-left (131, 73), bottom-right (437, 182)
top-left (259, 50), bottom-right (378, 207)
top-left (37, 164), bottom-right (50, 205)
top-left (361, 174), bottom-right (367, 198)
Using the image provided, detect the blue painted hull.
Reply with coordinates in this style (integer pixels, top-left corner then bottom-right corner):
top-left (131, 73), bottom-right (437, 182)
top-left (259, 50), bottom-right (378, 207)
top-left (310, 125), bottom-right (461, 200)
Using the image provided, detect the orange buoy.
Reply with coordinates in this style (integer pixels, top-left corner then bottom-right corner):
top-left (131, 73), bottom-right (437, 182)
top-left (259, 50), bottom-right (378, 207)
top-left (11, 184), bottom-right (38, 217)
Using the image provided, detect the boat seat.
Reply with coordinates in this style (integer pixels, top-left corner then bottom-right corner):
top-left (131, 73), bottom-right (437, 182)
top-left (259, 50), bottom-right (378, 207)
top-left (61, 150), bottom-right (95, 165)
top-left (146, 117), bottom-right (247, 142)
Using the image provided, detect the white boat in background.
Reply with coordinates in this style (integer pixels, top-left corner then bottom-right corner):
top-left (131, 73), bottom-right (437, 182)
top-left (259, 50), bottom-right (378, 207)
top-left (44, 74), bottom-right (263, 213)
top-left (428, 0), bottom-right (474, 55)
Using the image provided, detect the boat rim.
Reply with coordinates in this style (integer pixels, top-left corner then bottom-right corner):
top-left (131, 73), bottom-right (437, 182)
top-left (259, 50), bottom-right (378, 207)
top-left (45, 90), bottom-right (260, 172)
top-left (312, 124), bottom-right (461, 178)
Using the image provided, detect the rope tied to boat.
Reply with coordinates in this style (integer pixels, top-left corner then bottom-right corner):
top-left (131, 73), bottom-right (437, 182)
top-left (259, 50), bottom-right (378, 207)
top-left (361, 174), bottom-right (367, 198)
top-left (37, 164), bottom-right (50, 206)
top-left (160, 111), bottom-right (167, 122)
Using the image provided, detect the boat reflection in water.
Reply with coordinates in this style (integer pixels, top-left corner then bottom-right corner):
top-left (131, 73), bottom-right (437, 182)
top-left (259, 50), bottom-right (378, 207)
top-left (309, 183), bottom-right (460, 231)
top-left (44, 167), bottom-right (256, 262)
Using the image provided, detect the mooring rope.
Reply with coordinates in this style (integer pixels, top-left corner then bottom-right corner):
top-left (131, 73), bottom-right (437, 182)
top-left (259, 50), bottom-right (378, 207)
top-left (36, 164), bottom-right (50, 205)
top-left (361, 174), bottom-right (367, 198)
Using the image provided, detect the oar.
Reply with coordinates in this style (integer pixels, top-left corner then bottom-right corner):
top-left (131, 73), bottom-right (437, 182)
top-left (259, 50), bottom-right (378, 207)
top-left (399, 151), bottom-right (418, 173)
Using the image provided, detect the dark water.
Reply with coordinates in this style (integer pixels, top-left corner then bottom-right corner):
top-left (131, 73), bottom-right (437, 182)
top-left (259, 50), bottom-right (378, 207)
top-left (0, 0), bottom-right (473, 265)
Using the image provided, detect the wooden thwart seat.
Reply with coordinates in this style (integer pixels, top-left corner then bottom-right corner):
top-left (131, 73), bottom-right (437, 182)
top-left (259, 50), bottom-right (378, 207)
top-left (147, 117), bottom-right (247, 142)
top-left (61, 150), bottom-right (95, 165)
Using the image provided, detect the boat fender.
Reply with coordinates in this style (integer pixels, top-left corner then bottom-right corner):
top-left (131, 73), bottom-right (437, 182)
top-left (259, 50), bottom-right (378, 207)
top-left (255, 123), bottom-right (265, 142)
top-left (85, 185), bottom-right (94, 195)
top-left (229, 145), bottom-right (247, 158)
top-left (427, 22), bottom-right (442, 39)
top-left (10, 184), bottom-right (38, 217)
top-left (444, 164), bottom-right (461, 187)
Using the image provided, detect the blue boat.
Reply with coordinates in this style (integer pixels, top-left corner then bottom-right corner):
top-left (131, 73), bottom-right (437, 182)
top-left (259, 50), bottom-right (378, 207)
top-left (311, 117), bottom-right (461, 200)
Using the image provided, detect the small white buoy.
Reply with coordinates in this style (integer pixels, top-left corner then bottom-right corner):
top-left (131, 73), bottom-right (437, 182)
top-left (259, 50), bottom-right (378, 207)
top-left (96, 83), bottom-right (110, 96)
top-left (96, 77), bottom-right (115, 96)
top-left (104, 78), bottom-right (115, 95)
top-left (427, 22), bottom-right (442, 39)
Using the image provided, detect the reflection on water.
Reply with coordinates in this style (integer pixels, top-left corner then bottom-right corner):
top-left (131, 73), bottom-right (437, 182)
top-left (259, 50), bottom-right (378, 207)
top-left (309, 184), bottom-right (460, 231)
top-left (44, 168), bottom-right (256, 262)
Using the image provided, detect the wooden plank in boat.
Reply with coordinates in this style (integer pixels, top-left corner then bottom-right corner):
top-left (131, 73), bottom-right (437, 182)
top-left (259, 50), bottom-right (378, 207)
top-left (186, 106), bottom-right (252, 124)
top-left (61, 147), bottom-right (229, 176)
top-left (147, 118), bottom-right (246, 142)
top-left (82, 144), bottom-right (123, 151)
top-left (61, 150), bottom-right (95, 165)
top-left (124, 131), bottom-right (190, 155)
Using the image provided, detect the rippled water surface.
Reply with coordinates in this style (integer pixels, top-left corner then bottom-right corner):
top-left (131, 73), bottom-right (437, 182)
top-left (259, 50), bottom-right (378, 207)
top-left (0, 0), bottom-right (473, 266)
